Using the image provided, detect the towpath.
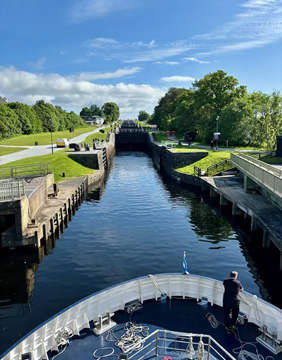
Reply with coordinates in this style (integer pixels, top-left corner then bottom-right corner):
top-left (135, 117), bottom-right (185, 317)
top-left (0, 128), bottom-right (102, 166)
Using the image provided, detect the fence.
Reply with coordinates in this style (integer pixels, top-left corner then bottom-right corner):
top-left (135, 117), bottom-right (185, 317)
top-left (231, 153), bottom-right (282, 196)
top-left (0, 162), bottom-right (52, 179)
top-left (0, 179), bottom-right (25, 201)
top-left (194, 160), bottom-right (232, 177)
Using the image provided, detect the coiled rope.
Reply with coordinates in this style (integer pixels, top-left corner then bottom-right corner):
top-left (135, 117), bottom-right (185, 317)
top-left (52, 327), bottom-right (73, 359)
top-left (206, 312), bottom-right (275, 360)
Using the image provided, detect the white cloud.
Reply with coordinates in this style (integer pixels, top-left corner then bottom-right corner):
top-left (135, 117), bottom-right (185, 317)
top-left (28, 57), bottom-right (47, 70)
top-left (71, 67), bottom-right (142, 81)
top-left (0, 66), bottom-right (165, 118)
top-left (183, 57), bottom-right (210, 64)
top-left (160, 76), bottom-right (195, 83)
top-left (69, 0), bottom-right (140, 22)
top-left (83, 37), bottom-right (119, 49)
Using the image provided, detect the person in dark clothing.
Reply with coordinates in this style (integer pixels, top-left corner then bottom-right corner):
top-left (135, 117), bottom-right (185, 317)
top-left (223, 271), bottom-right (243, 333)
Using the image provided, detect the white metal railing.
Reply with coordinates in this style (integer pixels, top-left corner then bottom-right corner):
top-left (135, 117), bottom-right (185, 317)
top-left (125, 329), bottom-right (236, 360)
top-left (0, 179), bottom-right (25, 201)
top-left (1, 274), bottom-right (281, 360)
top-left (231, 153), bottom-right (282, 196)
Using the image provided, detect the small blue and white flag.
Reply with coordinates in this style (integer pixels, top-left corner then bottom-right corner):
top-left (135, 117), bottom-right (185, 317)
top-left (183, 251), bottom-right (189, 274)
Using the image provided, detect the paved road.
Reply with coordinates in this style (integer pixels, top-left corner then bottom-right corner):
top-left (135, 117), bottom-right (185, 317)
top-left (0, 128), bottom-right (102, 166)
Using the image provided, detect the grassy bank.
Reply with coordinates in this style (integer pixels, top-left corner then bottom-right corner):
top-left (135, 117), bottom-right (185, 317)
top-left (83, 127), bottom-right (112, 144)
top-left (0, 149), bottom-right (95, 183)
top-left (0, 147), bottom-right (28, 156)
top-left (176, 150), bottom-right (233, 175)
top-left (0, 126), bottom-right (94, 146)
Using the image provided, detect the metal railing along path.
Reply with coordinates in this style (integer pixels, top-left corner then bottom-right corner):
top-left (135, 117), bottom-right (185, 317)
top-left (231, 153), bottom-right (282, 196)
top-left (0, 163), bottom-right (52, 179)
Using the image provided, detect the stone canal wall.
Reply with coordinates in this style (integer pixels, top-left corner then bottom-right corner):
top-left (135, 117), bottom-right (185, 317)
top-left (148, 134), bottom-right (207, 187)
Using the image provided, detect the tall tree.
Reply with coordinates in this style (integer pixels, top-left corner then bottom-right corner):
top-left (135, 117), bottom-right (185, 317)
top-left (173, 89), bottom-right (196, 134)
top-left (151, 87), bottom-right (186, 129)
top-left (90, 104), bottom-right (103, 117)
top-left (102, 102), bottom-right (119, 123)
top-left (138, 110), bottom-right (151, 122)
top-left (8, 102), bottom-right (42, 134)
top-left (0, 104), bottom-right (21, 139)
top-left (193, 70), bottom-right (246, 141)
top-left (80, 107), bottom-right (92, 117)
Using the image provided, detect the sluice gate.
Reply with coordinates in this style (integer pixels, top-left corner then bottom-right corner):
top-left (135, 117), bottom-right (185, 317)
top-left (115, 120), bottom-right (148, 150)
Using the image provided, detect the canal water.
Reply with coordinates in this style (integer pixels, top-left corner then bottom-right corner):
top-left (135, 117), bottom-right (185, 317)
top-left (0, 151), bottom-right (279, 355)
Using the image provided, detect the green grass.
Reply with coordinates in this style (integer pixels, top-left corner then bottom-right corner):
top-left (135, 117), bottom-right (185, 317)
top-left (176, 150), bottom-right (233, 175)
top-left (0, 149), bottom-right (96, 183)
top-left (259, 156), bottom-right (282, 164)
top-left (0, 126), bottom-right (94, 146)
top-left (153, 132), bottom-right (170, 142)
top-left (0, 147), bottom-right (28, 156)
top-left (171, 146), bottom-right (208, 153)
top-left (83, 127), bottom-right (112, 144)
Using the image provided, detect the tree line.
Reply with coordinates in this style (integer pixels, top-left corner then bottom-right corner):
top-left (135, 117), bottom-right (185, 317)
top-left (80, 102), bottom-right (120, 123)
top-left (138, 70), bottom-right (282, 148)
top-left (0, 100), bottom-right (86, 140)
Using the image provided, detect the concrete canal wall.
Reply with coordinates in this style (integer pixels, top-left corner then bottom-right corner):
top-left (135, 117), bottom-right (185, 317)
top-left (148, 135), bottom-right (282, 270)
top-left (0, 134), bottom-right (115, 249)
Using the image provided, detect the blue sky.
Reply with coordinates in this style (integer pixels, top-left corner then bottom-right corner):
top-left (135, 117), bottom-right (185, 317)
top-left (0, 0), bottom-right (282, 118)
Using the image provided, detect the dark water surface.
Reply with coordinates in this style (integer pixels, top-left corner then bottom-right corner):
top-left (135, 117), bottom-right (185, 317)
top-left (0, 152), bottom-right (278, 354)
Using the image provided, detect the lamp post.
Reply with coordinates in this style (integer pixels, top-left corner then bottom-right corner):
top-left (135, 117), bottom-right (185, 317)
top-left (49, 117), bottom-right (54, 154)
top-left (215, 115), bottom-right (219, 151)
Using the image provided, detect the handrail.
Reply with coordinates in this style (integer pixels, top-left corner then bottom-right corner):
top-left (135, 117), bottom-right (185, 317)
top-left (233, 153), bottom-right (282, 178)
top-left (231, 153), bottom-right (282, 196)
top-left (0, 163), bottom-right (52, 179)
top-left (0, 179), bottom-right (25, 201)
top-left (126, 329), bottom-right (236, 360)
top-left (1, 274), bottom-right (281, 360)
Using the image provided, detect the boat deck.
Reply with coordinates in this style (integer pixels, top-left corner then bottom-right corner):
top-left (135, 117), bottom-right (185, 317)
top-left (52, 298), bottom-right (282, 360)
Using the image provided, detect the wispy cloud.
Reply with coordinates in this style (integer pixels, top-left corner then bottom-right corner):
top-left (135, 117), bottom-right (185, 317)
top-left (195, 0), bottom-right (282, 55)
top-left (155, 61), bottom-right (180, 65)
top-left (160, 76), bottom-right (195, 83)
top-left (28, 57), bottom-right (47, 70)
top-left (70, 67), bottom-right (142, 81)
top-left (183, 57), bottom-right (210, 64)
top-left (124, 42), bottom-right (194, 63)
top-left (69, 0), bottom-right (140, 22)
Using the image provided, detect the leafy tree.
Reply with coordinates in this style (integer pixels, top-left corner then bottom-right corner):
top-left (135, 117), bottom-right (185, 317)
top-left (0, 104), bottom-right (21, 139)
top-left (102, 102), bottom-right (119, 123)
top-left (90, 104), bottom-right (103, 117)
top-left (33, 100), bottom-right (59, 132)
top-left (80, 107), bottom-right (92, 117)
top-left (219, 95), bottom-right (253, 146)
top-left (8, 102), bottom-right (42, 134)
top-left (193, 70), bottom-right (246, 141)
top-left (151, 87), bottom-right (186, 129)
top-left (269, 91), bottom-right (282, 148)
top-left (173, 89), bottom-right (196, 134)
top-left (138, 110), bottom-right (151, 122)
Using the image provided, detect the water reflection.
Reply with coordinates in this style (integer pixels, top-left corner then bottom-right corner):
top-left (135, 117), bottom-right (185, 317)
top-left (0, 151), bottom-right (281, 356)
